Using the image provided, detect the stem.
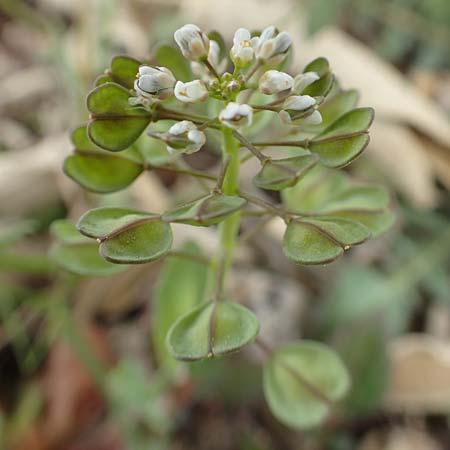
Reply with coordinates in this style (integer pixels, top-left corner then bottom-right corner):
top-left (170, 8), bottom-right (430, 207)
top-left (203, 59), bottom-right (221, 80)
top-left (214, 128), bottom-right (241, 301)
top-left (252, 131), bottom-right (370, 148)
top-left (153, 165), bottom-right (217, 181)
top-left (233, 130), bottom-right (268, 163)
top-left (244, 61), bottom-right (262, 83)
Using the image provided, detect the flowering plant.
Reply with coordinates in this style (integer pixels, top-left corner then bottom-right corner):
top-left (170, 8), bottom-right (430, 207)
top-left (53, 24), bottom-right (394, 429)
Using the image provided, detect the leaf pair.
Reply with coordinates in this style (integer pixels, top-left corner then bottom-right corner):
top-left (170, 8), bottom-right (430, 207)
top-left (77, 208), bottom-right (173, 264)
top-left (254, 154), bottom-right (319, 191)
top-left (88, 82), bottom-right (152, 152)
top-left (162, 192), bottom-right (246, 226)
top-left (254, 107), bottom-right (374, 192)
top-left (166, 301), bottom-right (259, 361)
top-left (263, 341), bottom-right (350, 429)
top-left (281, 167), bottom-right (394, 264)
top-left (283, 216), bottom-right (371, 265)
top-left (64, 125), bottom-right (144, 193)
top-left (308, 107), bottom-right (374, 168)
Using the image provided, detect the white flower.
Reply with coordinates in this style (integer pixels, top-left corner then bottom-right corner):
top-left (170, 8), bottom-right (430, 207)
top-left (254, 26), bottom-right (292, 65)
top-left (166, 121), bottom-right (206, 154)
top-left (174, 24), bottom-right (210, 61)
top-left (219, 102), bottom-right (253, 129)
top-left (191, 40), bottom-right (227, 81)
top-left (293, 71), bottom-right (320, 94)
top-left (134, 65), bottom-right (175, 100)
top-left (230, 28), bottom-right (258, 67)
top-left (174, 80), bottom-right (209, 103)
top-left (259, 70), bottom-right (294, 95)
top-left (279, 95), bottom-right (319, 124)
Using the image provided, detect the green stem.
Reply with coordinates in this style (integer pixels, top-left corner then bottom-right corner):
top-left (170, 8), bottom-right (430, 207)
top-left (214, 128), bottom-right (241, 300)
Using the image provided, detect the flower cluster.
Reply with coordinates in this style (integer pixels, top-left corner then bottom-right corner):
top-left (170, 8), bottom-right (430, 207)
top-left (129, 23), bottom-right (324, 154)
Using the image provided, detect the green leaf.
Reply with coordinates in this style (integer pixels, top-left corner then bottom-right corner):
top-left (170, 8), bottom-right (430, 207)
top-left (50, 242), bottom-right (125, 276)
top-left (282, 167), bottom-right (391, 217)
top-left (154, 45), bottom-right (191, 81)
top-left (50, 219), bottom-right (85, 244)
top-left (94, 74), bottom-right (113, 86)
top-left (315, 107), bottom-right (374, 141)
top-left (71, 124), bottom-right (98, 151)
top-left (153, 242), bottom-right (210, 366)
top-left (64, 151), bottom-right (143, 193)
top-left (109, 55), bottom-right (141, 89)
top-left (87, 83), bottom-right (151, 151)
top-left (50, 220), bottom-right (126, 276)
top-left (162, 193), bottom-right (246, 226)
top-left (320, 185), bottom-right (390, 213)
top-left (166, 301), bottom-right (259, 361)
top-left (338, 326), bottom-right (387, 414)
top-left (282, 220), bottom-right (344, 265)
top-left (263, 341), bottom-right (350, 429)
top-left (309, 133), bottom-right (370, 168)
top-left (282, 215), bottom-right (371, 266)
top-left (99, 218), bottom-right (172, 264)
top-left (254, 154), bottom-right (319, 191)
top-left (298, 217), bottom-right (371, 246)
top-left (77, 207), bottom-right (158, 238)
top-left (65, 125), bottom-right (144, 193)
top-left (331, 210), bottom-right (395, 238)
top-left (303, 57), bottom-right (329, 77)
top-left (317, 89), bottom-right (359, 129)
top-left (302, 57), bottom-right (334, 97)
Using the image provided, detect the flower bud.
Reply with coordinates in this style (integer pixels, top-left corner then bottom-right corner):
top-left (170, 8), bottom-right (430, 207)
top-left (300, 110), bottom-right (323, 125)
top-left (254, 26), bottom-right (292, 65)
top-left (293, 71), bottom-right (320, 94)
top-left (259, 70), bottom-right (294, 95)
top-left (166, 121), bottom-right (206, 154)
top-left (191, 40), bottom-right (227, 81)
top-left (219, 102), bottom-right (253, 129)
top-left (174, 80), bottom-right (209, 103)
top-left (230, 28), bottom-right (257, 67)
top-left (278, 95), bottom-right (320, 124)
top-left (134, 65), bottom-right (176, 100)
top-left (174, 24), bottom-right (210, 61)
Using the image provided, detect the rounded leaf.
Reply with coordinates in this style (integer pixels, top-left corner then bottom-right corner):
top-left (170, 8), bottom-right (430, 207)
top-left (87, 83), bottom-right (151, 151)
top-left (109, 55), bottom-right (141, 89)
top-left (254, 155), bottom-right (319, 191)
top-left (320, 185), bottom-right (390, 213)
top-left (64, 151), bottom-right (143, 193)
top-left (50, 219), bottom-right (86, 244)
top-left (162, 193), bottom-right (246, 226)
top-left (309, 133), bottom-right (370, 168)
top-left (50, 242), bottom-right (125, 277)
top-left (302, 58), bottom-right (334, 97)
top-left (99, 218), bottom-right (172, 264)
top-left (50, 220), bottom-right (126, 276)
top-left (263, 341), bottom-right (350, 429)
top-left (283, 220), bottom-right (343, 265)
top-left (166, 301), bottom-right (260, 361)
top-left (154, 44), bottom-right (191, 81)
top-left (315, 107), bottom-right (374, 141)
top-left (299, 217), bottom-right (371, 246)
top-left (77, 207), bottom-right (159, 239)
top-left (332, 210), bottom-right (395, 238)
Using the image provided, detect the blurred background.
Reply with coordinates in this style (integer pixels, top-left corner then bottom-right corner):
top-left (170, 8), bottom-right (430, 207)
top-left (0, 0), bottom-right (449, 449)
